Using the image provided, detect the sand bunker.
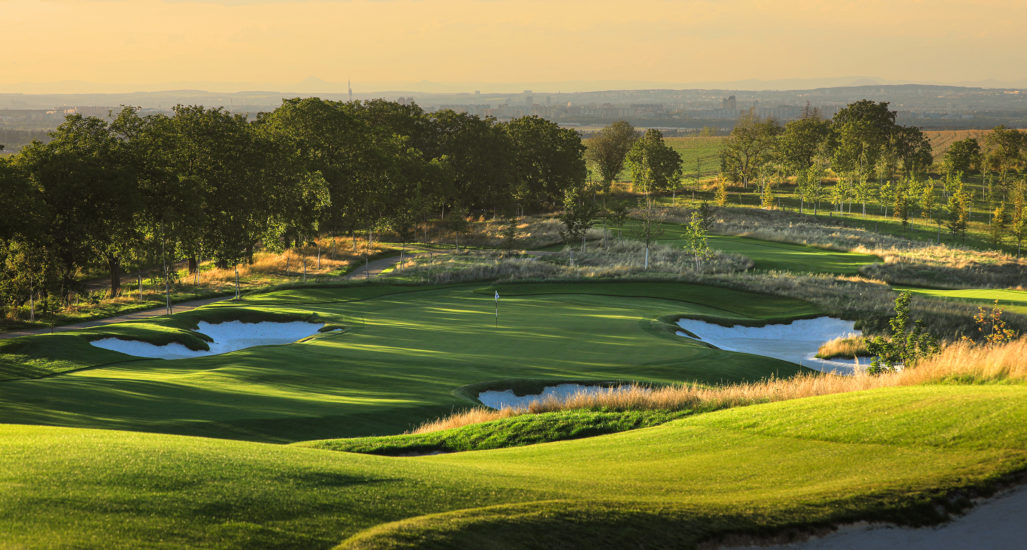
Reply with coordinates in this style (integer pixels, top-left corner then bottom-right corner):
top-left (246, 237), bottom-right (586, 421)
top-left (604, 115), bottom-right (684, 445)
top-left (724, 484), bottom-right (1027, 550)
top-left (478, 383), bottom-right (632, 409)
top-left (676, 316), bottom-right (863, 374)
top-left (90, 320), bottom-right (324, 360)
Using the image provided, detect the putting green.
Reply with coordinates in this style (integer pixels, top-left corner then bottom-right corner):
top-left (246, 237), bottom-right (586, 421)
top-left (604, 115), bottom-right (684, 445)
top-left (1, 384), bottom-right (1024, 549)
top-left (616, 219), bottom-right (879, 274)
top-left (0, 281), bottom-right (820, 442)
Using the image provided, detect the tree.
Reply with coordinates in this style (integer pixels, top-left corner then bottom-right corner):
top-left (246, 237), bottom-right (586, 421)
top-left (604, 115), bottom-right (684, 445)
top-left (1010, 181), bottom-right (1027, 256)
top-left (624, 129), bottom-right (681, 270)
top-left (989, 203), bottom-right (1007, 247)
top-left (945, 173), bottom-right (971, 240)
top-left (560, 186), bottom-right (599, 250)
top-left (586, 121), bottom-right (639, 192)
top-left (797, 162), bottom-right (826, 215)
top-left (684, 210), bottom-right (712, 271)
top-left (984, 126), bottom-right (1025, 185)
top-left (714, 178), bottom-right (728, 206)
top-left (258, 97), bottom-right (372, 235)
top-left (505, 116), bottom-right (587, 211)
top-left (893, 179), bottom-right (910, 228)
top-left (831, 100), bottom-right (896, 176)
top-left (892, 126), bottom-right (933, 177)
top-left (777, 114), bottom-right (833, 175)
top-left (720, 110), bottom-right (780, 188)
top-left (625, 129), bottom-right (683, 194)
top-left (865, 291), bottom-right (938, 374)
top-left (943, 137), bottom-right (982, 175)
top-left (18, 114), bottom-right (141, 298)
top-left (425, 110), bottom-right (515, 215)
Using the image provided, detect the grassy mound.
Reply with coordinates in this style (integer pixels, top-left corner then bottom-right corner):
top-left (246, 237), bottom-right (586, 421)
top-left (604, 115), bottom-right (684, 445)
top-left (1, 384), bottom-right (1024, 549)
top-left (297, 409), bottom-right (687, 455)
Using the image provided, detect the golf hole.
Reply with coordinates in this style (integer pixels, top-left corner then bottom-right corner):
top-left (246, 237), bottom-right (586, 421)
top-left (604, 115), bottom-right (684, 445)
top-left (676, 316), bottom-right (865, 374)
top-left (90, 320), bottom-right (324, 360)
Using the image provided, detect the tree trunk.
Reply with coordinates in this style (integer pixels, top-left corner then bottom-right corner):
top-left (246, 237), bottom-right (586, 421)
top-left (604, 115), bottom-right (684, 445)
top-left (108, 256), bottom-right (121, 297)
top-left (188, 256), bottom-right (198, 274)
top-left (29, 290), bottom-right (35, 322)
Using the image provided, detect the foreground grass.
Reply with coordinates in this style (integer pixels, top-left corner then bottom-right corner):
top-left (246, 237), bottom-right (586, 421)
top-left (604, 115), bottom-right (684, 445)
top-left (0, 281), bottom-right (818, 441)
top-left (1, 383), bottom-right (1024, 549)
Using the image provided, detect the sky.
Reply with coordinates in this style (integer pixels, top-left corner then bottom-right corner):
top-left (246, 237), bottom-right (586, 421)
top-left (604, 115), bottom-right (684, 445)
top-left (3, 0), bottom-right (1027, 93)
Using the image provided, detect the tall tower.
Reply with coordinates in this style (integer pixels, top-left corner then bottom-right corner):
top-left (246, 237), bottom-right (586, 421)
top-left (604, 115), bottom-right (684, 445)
top-left (348, 80), bottom-right (353, 102)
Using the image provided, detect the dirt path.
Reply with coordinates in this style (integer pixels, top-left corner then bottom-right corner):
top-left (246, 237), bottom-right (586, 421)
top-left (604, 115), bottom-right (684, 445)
top-left (0, 253), bottom-right (411, 341)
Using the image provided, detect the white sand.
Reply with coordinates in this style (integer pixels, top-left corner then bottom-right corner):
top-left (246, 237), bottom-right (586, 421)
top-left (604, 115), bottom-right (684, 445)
top-left (676, 316), bottom-right (864, 374)
top-left (478, 383), bottom-right (633, 409)
top-left (723, 484), bottom-right (1027, 550)
top-left (90, 320), bottom-right (324, 360)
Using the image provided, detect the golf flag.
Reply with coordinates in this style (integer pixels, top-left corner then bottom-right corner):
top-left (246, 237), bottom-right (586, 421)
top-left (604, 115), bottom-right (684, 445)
top-left (495, 291), bottom-right (500, 302)
top-left (494, 291), bottom-right (500, 326)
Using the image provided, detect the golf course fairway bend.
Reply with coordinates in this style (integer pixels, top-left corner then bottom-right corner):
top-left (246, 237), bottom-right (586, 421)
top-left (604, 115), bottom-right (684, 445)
top-left (0, 281), bottom-right (820, 442)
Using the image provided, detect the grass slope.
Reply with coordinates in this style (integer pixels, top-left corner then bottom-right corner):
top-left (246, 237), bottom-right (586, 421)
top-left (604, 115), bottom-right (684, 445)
top-left (0, 281), bottom-right (819, 442)
top-left (298, 410), bottom-right (688, 455)
top-left (900, 287), bottom-right (1027, 316)
top-left (1, 384), bottom-right (1024, 549)
top-left (616, 219), bottom-right (879, 274)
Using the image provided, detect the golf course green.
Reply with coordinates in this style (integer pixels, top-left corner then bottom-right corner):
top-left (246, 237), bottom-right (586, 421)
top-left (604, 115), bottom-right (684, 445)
top-left (0, 281), bottom-right (820, 442)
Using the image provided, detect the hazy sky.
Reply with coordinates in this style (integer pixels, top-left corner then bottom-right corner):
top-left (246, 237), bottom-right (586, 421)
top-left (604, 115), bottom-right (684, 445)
top-left (3, 0), bottom-right (1027, 93)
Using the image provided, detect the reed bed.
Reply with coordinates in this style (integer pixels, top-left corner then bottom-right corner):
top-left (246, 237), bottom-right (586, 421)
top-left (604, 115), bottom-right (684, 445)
top-left (411, 338), bottom-right (1027, 434)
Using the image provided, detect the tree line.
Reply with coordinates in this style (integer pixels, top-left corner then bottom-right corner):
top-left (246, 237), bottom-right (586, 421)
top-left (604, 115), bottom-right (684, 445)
top-left (0, 98), bottom-right (587, 315)
top-left (714, 100), bottom-right (1027, 249)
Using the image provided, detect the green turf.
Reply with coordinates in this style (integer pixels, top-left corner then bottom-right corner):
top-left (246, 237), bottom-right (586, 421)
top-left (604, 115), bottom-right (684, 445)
top-left (900, 287), bottom-right (1027, 316)
top-left (0, 281), bottom-right (820, 442)
top-left (297, 409), bottom-right (689, 455)
top-left (1, 384), bottom-right (1024, 549)
top-left (614, 219), bottom-right (880, 274)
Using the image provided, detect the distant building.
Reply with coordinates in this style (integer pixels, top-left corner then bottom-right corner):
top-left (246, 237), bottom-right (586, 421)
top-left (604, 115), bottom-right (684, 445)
top-left (722, 95), bottom-right (737, 113)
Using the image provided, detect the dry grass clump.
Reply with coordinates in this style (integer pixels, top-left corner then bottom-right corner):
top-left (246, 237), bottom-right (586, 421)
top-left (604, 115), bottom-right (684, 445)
top-left (411, 338), bottom-right (1027, 433)
top-left (551, 238), bottom-right (752, 275)
top-left (391, 237), bottom-right (752, 285)
top-left (816, 334), bottom-right (870, 359)
top-left (456, 216), bottom-right (570, 249)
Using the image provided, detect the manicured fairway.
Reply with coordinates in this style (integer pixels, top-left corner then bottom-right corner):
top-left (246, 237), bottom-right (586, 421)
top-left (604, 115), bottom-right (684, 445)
top-left (900, 287), bottom-right (1027, 316)
top-left (1, 384), bottom-right (1024, 549)
top-left (0, 281), bottom-right (820, 442)
top-left (617, 219), bottom-right (879, 274)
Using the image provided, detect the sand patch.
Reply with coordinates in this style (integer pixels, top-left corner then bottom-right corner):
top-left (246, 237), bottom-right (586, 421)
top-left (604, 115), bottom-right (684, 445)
top-left (90, 320), bottom-right (324, 360)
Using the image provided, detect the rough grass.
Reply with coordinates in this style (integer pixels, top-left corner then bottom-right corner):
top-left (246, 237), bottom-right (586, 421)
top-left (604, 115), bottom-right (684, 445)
top-left (408, 337), bottom-right (1027, 433)
top-left (661, 205), bottom-right (1027, 288)
top-left (815, 334), bottom-right (870, 359)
